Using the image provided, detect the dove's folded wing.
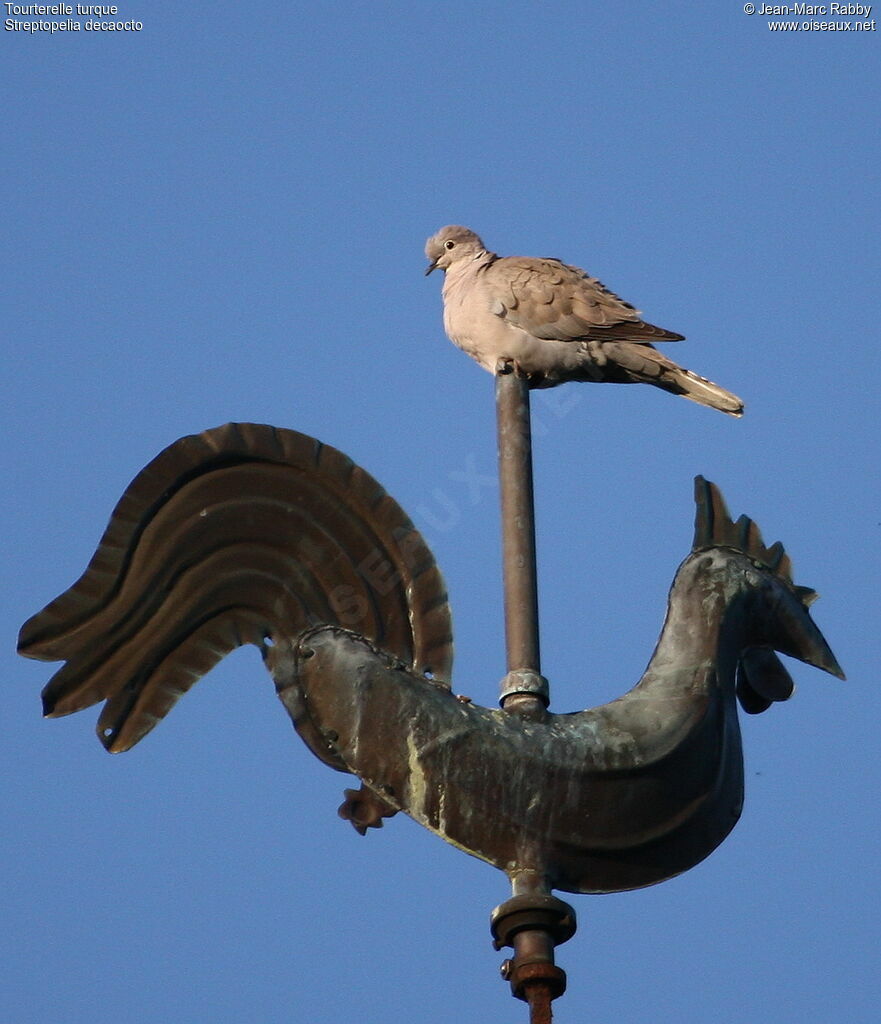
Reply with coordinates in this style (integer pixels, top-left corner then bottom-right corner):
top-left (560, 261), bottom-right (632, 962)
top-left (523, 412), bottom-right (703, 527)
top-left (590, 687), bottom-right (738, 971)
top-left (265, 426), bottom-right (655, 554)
top-left (485, 256), bottom-right (685, 345)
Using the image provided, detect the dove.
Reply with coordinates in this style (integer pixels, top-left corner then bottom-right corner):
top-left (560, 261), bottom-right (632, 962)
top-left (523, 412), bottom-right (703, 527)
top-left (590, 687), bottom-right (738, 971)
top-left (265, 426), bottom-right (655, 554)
top-left (425, 225), bottom-right (743, 417)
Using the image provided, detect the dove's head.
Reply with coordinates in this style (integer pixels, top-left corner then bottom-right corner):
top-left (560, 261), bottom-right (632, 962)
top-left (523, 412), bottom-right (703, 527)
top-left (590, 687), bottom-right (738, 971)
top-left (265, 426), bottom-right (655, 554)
top-left (424, 225), bottom-right (487, 275)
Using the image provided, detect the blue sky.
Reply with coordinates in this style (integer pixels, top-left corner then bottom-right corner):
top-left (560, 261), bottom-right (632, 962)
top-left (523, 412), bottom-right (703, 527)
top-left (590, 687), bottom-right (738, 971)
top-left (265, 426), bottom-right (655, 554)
top-left (4, 3), bottom-right (879, 1022)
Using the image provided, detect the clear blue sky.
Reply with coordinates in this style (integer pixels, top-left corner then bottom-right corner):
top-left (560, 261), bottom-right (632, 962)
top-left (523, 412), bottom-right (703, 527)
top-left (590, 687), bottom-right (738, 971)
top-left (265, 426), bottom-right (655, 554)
top-left (4, 4), bottom-right (879, 1022)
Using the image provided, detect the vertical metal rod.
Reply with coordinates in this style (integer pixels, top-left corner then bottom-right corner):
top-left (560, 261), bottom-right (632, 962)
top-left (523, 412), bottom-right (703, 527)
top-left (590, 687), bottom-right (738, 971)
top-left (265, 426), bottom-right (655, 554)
top-left (495, 367), bottom-right (548, 711)
top-left (496, 368), bottom-right (540, 673)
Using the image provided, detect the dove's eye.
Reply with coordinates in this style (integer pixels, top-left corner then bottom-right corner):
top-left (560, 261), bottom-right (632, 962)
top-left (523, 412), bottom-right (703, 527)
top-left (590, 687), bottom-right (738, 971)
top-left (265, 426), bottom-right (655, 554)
top-left (444, 240), bottom-right (456, 250)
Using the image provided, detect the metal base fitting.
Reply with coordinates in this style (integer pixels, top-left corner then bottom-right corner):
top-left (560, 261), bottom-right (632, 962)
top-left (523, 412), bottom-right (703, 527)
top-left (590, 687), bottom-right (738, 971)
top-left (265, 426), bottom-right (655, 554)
top-left (499, 669), bottom-right (549, 706)
top-left (491, 894), bottom-right (577, 1023)
top-left (500, 669), bottom-right (550, 720)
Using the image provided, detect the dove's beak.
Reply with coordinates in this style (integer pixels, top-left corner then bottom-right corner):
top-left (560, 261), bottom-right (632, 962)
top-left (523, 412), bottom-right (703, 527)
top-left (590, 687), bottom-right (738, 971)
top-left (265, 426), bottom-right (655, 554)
top-left (424, 258), bottom-right (439, 276)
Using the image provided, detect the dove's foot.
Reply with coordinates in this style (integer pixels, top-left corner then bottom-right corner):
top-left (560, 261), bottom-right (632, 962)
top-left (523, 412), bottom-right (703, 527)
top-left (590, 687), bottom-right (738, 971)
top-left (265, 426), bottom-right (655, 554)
top-left (495, 357), bottom-right (543, 385)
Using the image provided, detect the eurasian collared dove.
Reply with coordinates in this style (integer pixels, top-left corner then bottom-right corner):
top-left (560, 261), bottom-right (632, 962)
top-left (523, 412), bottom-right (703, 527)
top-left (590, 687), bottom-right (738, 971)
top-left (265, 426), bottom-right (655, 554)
top-left (425, 225), bottom-right (743, 417)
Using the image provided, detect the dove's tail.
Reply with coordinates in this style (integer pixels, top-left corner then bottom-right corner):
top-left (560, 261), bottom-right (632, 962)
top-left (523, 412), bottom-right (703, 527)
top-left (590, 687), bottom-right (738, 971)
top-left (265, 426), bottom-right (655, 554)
top-left (603, 342), bottom-right (745, 417)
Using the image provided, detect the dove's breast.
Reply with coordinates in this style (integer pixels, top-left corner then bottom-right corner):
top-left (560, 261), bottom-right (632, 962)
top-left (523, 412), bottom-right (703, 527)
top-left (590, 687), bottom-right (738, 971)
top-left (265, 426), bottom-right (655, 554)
top-left (441, 262), bottom-right (530, 373)
top-left (441, 261), bottom-right (588, 382)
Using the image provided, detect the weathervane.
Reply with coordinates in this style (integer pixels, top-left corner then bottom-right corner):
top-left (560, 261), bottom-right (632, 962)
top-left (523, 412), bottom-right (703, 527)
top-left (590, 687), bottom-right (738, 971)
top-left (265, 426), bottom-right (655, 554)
top-left (19, 229), bottom-right (842, 1023)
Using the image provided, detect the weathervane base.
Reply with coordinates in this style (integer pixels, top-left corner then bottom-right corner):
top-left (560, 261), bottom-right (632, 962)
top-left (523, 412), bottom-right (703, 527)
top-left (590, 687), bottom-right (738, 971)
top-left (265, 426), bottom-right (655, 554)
top-left (492, 893), bottom-right (576, 1022)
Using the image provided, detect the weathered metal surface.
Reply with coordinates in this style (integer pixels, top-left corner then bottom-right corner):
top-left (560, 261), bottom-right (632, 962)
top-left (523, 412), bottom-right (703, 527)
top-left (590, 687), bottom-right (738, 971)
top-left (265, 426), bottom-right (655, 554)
top-left (17, 416), bottom-right (845, 1022)
top-left (274, 477), bottom-right (843, 894)
top-left (19, 424), bottom-right (844, 893)
top-left (18, 419), bottom-right (844, 895)
top-left (18, 422), bottom-right (453, 754)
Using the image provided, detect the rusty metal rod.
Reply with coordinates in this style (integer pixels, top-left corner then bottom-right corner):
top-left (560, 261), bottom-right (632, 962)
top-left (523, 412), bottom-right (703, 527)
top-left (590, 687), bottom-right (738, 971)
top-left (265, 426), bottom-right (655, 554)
top-left (492, 893), bottom-right (573, 1021)
top-left (495, 366), bottom-right (547, 710)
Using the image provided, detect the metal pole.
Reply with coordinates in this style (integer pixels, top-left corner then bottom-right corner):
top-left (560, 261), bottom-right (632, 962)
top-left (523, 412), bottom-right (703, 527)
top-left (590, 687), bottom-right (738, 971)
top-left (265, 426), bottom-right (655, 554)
top-left (494, 366), bottom-right (572, 1024)
top-left (495, 364), bottom-right (548, 713)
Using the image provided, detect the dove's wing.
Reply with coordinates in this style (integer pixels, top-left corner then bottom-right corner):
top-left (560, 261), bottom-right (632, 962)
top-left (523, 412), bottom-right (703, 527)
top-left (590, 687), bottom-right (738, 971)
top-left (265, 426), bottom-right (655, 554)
top-left (483, 256), bottom-right (684, 344)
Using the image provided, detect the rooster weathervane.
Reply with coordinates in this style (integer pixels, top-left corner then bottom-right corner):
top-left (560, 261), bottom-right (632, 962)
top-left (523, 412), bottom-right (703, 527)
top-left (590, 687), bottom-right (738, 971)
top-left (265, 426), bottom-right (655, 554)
top-left (19, 228), bottom-right (843, 1023)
